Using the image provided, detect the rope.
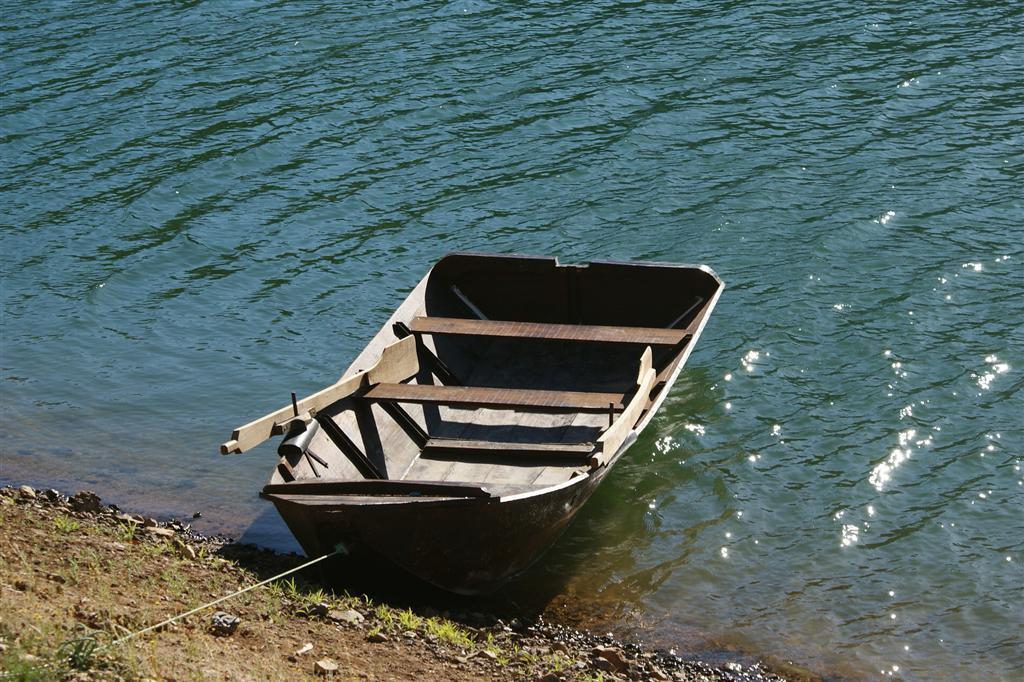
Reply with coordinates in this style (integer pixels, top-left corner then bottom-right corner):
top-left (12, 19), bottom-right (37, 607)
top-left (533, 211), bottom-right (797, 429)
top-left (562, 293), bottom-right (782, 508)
top-left (111, 546), bottom-right (341, 647)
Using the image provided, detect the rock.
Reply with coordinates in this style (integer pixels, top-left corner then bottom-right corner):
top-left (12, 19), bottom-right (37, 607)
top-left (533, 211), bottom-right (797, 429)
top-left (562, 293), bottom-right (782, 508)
top-left (472, 650), bottom-right (497, 661)
top-left (314, 658), bottom-right (338, 676)
top-left (328, 609), bottom-right (364, 626)
top-left (174, 540), bottom-right (197, 560)
top-left (192, 511), bottom-right (203, 519)
top-left (144, 526), bottom-right (175, 539)
top-left (593, 646), bottom-right (630, 674)
top-left (551, 641), bottom-right (570, 655)
top-left (366, 631), bottom-right (389, 643)
top-left (536, 674), bottom-right (560, 682)
top-left (43, 489), bottom-right (62, 503)
top-left (295, 643), bottom-right (313, 656)
top-left (402, 630), bottom-right (417, 639)
top-left (143, 517), bottom-right (158, 528)
top-left (594, 658), bottom-right (615, 673)
top-left (18, 485), bottom-right (36, 500)
top-left (649, 665), bottom-right (671, 681)
top-left (69, 491), bottom-right (102, 513)
top-left (210, 611), bottom-right (240, 636)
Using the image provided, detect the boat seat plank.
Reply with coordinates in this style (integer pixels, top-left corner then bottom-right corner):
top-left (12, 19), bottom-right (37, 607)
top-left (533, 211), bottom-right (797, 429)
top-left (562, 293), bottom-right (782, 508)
top-left (422, 438), bottom-right (594, 460)
top-left (410, 316), bottom-right (691, 346)
top-left (262, 479), bottom-right (492, 498)
top-left (362, 383), bottom-right (625, 412)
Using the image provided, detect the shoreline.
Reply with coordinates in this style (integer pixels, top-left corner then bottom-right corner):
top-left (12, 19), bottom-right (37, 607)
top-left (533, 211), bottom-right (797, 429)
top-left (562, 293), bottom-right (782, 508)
top-left (0, 484), bottom-right (818, 681)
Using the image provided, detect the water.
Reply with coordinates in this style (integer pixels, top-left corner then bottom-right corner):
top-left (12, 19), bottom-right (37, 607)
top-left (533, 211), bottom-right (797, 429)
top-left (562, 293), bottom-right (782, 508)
top-left (2, 1), bottom-right (1021, 678)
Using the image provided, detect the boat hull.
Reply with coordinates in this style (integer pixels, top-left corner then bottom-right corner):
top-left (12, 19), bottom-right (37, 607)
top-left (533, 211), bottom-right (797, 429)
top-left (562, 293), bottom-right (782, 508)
top-left (267, 472), bottom-right (607, 595)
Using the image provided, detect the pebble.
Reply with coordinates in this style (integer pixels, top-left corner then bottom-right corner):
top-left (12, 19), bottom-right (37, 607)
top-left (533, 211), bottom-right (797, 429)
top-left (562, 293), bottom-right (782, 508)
top-left (295, 643), bottom-right (313, 656)
top-left (649, 665), bottom-right (671, 681)
top-left (593, 645), bottom-right (631, 674)
top-left (314, 658), bottom-right (338, 676)
top-left (18, 485), bottom-right (36, 500)
top-left (69, 491), bottom-right (102, 513)
top-left (145, 526), bottom-right (175, 539)
top-left (328, 609), bottom-right (364, 626)
top-left (174, 540), bottom-right (197, 560)
top-left (366, 631), bottom-right (389, 643)
top-left (210, 611), bottom-right (240, 636)
top-left (472, 649), bottom-right (497, 661)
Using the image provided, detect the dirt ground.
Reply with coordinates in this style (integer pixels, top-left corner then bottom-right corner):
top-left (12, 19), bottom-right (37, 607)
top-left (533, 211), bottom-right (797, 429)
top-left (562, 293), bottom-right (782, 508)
top-left (0, 486), bottom-right (810, 681)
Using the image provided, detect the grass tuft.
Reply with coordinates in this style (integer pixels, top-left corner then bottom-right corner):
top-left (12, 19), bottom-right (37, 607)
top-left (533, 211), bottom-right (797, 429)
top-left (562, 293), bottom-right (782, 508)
top-left (423, 618), bottom-right (474, 649)
top-left (53, 515), bottom-right (80, 534)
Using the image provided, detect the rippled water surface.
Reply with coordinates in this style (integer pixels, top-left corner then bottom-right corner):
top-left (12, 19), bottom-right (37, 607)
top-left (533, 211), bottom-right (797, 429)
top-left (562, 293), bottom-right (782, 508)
top-left (2, 2), bottom-right (1022, 678)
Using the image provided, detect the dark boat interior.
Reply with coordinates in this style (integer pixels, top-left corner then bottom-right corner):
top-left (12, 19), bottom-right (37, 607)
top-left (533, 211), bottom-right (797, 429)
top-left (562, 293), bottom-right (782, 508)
top-left (230, 254), bottom-right (722, 499)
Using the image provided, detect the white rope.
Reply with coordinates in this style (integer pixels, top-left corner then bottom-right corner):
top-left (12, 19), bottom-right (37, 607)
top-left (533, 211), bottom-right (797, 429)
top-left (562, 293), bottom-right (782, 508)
top-left (111, 547), bottom-right (340, 647)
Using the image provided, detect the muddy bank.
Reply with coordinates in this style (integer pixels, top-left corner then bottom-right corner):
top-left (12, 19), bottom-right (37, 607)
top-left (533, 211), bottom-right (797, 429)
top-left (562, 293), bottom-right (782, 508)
top-left (0, 485), bottom-right (816, 681)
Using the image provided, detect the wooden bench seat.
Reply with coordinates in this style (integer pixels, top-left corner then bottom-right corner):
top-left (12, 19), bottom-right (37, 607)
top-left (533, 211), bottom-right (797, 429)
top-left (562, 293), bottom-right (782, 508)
top-left (361, 382), bottom-right (624, 412)
top-left (409, 316), bottom-right (692, 346)
top-left (262, 479), bottom-right (492, 498)
top-left (422, 438), bottom-right (594, 460)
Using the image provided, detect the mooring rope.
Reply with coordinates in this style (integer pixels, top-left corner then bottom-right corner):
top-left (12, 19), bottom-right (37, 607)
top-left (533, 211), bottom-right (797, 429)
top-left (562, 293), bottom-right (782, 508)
top-left (111, 546), bottom-right (342, 647)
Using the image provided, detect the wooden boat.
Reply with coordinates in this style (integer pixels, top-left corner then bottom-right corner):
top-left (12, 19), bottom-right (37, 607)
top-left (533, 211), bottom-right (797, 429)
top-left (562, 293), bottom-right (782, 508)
top-left (222, 253), bottom-right (723, 595)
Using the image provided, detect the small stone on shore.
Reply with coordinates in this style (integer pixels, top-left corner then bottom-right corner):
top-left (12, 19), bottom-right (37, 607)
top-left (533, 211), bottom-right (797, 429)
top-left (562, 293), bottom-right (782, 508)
top-left (144, 526), bottom-right (175, 539)
top-left (328, 609), bottom-right (364, 626)
top-left (314, 658), bottom-right (338, 676)
top-left (649, 664), bottom-right (671, 681)
top-left (593, 645), bottom-right (631, 674)
top-left (18, 485), bottom-right (36, 500)
top-left (210, 611), bottom-right (240, 636)
top-left (174, 539), bottom-right (197, 560)
top-left (70, 491), bottom-right (102, 513)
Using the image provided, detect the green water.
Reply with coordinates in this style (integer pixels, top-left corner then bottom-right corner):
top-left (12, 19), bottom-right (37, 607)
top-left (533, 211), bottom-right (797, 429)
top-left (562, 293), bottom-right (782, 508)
top-left (2, 2), bottom-right (1021, 678)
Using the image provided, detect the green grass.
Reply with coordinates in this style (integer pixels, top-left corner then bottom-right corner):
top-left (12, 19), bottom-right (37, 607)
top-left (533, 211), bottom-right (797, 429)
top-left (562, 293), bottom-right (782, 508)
top-left (397, 608), bottom-right (422, 632)
top-left (53, 515), bottom-right (80, 534)
top-left (56, 636), bottom-right (99, 671)
top-left (374, 604), bottom-right (396, 629)
top-left (423, 618), bottom-right (474, 649)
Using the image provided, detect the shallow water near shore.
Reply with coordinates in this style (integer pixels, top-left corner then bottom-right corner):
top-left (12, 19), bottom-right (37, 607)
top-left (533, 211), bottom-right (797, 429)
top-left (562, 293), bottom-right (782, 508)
top-left (2, 1), bottom-right (1022, 679)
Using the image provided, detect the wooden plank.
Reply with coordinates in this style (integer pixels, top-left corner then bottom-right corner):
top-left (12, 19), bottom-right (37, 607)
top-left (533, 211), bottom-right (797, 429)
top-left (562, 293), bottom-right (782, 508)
top-left (592, 347), bottom-right (656, 468)
top-left (362, 382), bottom-right (625, 412)
top-left (261, 479), bottom-right (492, 498)
top-left (410, 316), bottom-right (691, 346)
top-left (423, 438), bottom-right (594, 459)
top-left (221, 336), bottom-right (418, 454)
